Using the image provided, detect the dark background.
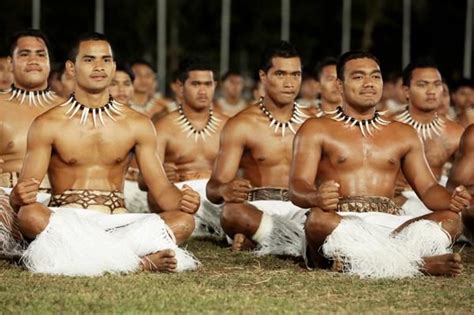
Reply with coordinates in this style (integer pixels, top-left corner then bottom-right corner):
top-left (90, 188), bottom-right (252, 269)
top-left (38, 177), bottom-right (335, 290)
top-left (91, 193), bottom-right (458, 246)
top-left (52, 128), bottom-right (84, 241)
top-left (0, 0), bottom-right (470, 90)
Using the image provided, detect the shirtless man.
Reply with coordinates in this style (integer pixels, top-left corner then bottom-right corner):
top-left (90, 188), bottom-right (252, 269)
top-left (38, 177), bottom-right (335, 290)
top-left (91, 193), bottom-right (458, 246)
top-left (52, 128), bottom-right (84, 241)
top-left (315, 57), bottom-right (342, 114)
top-left (296, 72), bottom-right (321, 117)
top-left (451, 78), bottom-right (474, 127)
top-left (447, 125), bottom-right (474, 244)
top-left (215, 70), bottom-right (248, 117)
top-left (147, 56), bottom-right (228, 238)
top-left (393, 59), bottom-right (464, 216)
top-left (8, 33), bottom-right (201, 276)
top-left (0, 54), bottom-right (14, 91)
top-left (1, 30), bottom-right (64, 258)
top-left (290, 51), bottom-right (471, 278)
top-left (206, 41), bottom-right (310, 256)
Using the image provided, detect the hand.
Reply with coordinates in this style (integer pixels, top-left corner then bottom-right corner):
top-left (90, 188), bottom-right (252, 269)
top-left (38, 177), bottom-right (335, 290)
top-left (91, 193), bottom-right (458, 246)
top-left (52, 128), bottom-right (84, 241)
top-left (315, 180), bottom-right (340, 211)
top-left (450, 186), bottom-right (472, 213)
top-left (11, 178), bottom-right (40, 207)
top-left (221, 178), bottom-right (252, 203)
top-left (179, 184), bottom-right (200, 214)
top-left (164, 163), bottom-right (178, 184)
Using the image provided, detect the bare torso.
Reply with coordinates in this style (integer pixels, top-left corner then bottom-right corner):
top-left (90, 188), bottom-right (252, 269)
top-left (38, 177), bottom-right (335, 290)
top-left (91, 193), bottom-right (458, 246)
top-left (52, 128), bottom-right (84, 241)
top-left (0, 93), bottom-right (64, 173)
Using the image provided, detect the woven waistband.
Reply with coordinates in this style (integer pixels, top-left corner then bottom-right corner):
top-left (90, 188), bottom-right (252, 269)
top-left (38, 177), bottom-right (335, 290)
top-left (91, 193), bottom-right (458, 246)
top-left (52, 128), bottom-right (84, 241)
top-left (337, 196), bottom-right (401, 215)
top-left (247, 187), bottom-right (289, 202)
top-left (49, 189), bottom-right (127, 214)
top-left (0, 172), bottom-right (19, 188)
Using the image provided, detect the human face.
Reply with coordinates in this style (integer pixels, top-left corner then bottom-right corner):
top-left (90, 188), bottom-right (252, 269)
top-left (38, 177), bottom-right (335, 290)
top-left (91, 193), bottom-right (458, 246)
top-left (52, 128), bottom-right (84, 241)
top-left (319, 65), bottom-right (342, 105)
top-left (11, 36), bottom-right (50, 89)
top-left (223, 74), bottom-right (243, 99)
top-left (109, 70), bottom-right (134, 104)
top-left (69, 40), bottom-right (115, 93)
top-left (452, 86), bottom-right (472, 109)
top-left (132, 64), bottom-right (156, 95)
top-left (300, 77), bottom-right (319, 100)
top-left (260, 57), bottom-right (302, 106)
top-left (404, 68), bottom-right (442, 112)
top-left (0, 57), bottom-right (13, 90)
top-left (181, 70), bottom-right (216, 110)
top-left (438, 83), bottom-right (451, 115)
top-left (339, 58), bottom-right (382, 109)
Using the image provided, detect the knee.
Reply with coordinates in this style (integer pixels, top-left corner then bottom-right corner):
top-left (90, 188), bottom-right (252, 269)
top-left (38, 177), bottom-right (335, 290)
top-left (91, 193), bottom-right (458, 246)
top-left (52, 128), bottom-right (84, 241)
top-left (436, 210), bottom-right (463, 239)
top-left (17, 203), bottom-right (50, 239)
top-left (220, 203), bottom-right (242, 228)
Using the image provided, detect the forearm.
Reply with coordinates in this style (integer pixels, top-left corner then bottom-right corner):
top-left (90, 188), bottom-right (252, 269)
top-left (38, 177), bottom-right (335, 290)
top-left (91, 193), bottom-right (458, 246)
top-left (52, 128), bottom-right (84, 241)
top-left (289, 179), bottom-right (318, 208)
top-left (9, 192), bottom-right (21, 213)
top-left (206, 178), bottom-right (224, 204)
top-left (151, 184), bottom-right (182, 212)
top-left (420, 184), bottom-right (452, 211)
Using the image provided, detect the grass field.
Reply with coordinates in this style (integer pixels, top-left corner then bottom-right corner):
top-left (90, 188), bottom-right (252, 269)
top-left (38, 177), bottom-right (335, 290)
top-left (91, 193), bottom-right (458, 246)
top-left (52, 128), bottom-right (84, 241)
top-left (1, 239), bottom-right (474, 314)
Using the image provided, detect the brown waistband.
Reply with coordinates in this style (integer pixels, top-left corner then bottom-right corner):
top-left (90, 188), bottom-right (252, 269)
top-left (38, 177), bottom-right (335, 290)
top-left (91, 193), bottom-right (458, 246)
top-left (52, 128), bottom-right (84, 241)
top-left (337, 196), bottom-right (401, 215)
top-left (247, 188), bottom-right (289, 202)
top-left (48, 189), bottom-right (127, 214)
top-left (177, 170), bottom-right (212, 182)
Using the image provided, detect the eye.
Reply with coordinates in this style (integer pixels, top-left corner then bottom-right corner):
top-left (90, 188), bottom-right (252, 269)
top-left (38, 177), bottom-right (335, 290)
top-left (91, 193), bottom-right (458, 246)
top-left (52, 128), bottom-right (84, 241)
top-left (84, 58), bottom-right (92, 63)
top-left (275, 71), bottom-right (284, 77)
top-left (372, 74), bottom-right (381, 79)
top-left (293, 73), bottom-right (301, 78)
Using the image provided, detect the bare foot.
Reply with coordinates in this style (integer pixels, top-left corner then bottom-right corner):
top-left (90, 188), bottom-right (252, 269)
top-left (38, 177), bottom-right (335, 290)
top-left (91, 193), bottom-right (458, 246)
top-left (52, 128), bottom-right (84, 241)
top-left (141, 249), bottom-right (177, 272)
top-left (422, 253), bottom-right (463, 276)
top-left (330, 257), bottom-right (343, 272)
top-left (232, 233), bottom-right (256, 252)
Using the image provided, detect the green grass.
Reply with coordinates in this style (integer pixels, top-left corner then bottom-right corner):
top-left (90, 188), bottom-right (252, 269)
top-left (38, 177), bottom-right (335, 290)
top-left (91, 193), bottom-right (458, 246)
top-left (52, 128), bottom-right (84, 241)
top-left (1, 240), bottom-right (474, 314)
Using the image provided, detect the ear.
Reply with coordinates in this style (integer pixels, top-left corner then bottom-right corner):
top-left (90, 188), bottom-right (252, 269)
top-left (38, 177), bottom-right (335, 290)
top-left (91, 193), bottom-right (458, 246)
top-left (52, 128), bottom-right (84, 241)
top-left (6, 56), bottom-right (13, 72)
top-left (336, 78), bottom-right (343, 95)
top-left (259, 70), bottom-right (266, 84)
top-left (65, 60), bottom-right (75, 76)
top-left (403, 85), bottom-right (410, 102)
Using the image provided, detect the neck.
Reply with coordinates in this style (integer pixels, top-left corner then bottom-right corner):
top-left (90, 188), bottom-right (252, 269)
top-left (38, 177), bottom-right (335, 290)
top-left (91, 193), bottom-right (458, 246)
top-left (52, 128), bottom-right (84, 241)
top-left (74, 88), bottom-right (110, 108)
top-left (342, 103), bottom-right (376, 120)
top-left (14, 81), bottom-right (48, 91)
top-left (263, 97), bottom-right (294, 121)
top-left (224, 95), bottom-right (241, 105)
top-left (320, 100), bottom-right (339, 113)
top-left (182, 103), bottom-right (210, 122)
top-left (408, 104), bottom-right (437, 123)
top-left (132, 91), bottom-right (150, 106)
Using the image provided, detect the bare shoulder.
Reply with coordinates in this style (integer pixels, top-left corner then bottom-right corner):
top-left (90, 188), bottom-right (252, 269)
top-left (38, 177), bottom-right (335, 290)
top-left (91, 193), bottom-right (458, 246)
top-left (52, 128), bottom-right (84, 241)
top-left (219, 106), bottom-right (259, 139)
top-left (443, 119), bottom-right (465, 139)
top-left (460, 124), bottom-right (474, 149)
top-left (212, 106), bottom-right (230, 123)
top-left (153, 110), bottom-right (180, 130)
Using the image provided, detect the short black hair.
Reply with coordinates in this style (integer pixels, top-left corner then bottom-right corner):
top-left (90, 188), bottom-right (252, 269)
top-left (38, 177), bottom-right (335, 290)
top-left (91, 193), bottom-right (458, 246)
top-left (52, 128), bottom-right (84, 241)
top-left (315, 57), bottom-right (337, 81)
top-left (221, 70), bottom-right (242, 82)
top-left (337, 50), bottom-right (380, 80)
top-left (177, 56), bottom-right (214, 83)
top-left (115, 62), bottom-right (135, 82)
top-left (131, 59), bottom-right (155, 73)
top-left (449, 78), bottom-right (473, 93)
top-left (302, 71), bottom-right (317, 82)
top-left (8, 29), bottom-right (51, 57)
top-left (259, 41), bottom-right (301, 73)
top-left (67, 32), bottom-right (113, 62)
top-left (402, 57), bottom-right (439, 86)
top-left (384, 71), bottom-right (402, 84)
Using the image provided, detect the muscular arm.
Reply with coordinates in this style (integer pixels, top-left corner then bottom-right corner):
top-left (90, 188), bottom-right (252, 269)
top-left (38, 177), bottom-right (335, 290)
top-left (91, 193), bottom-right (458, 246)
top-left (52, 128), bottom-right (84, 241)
top-left (289, 119), bottom-right (322, 208)
top-left (447, 126), bottom-right (474, 198)
top-left (401, 127), bottom-right (453, 210)
top-left (10, 117), bottom-right (54, 210)
top-left (206, 118), bottom-right (247, 204)
top-left (134, 119), bottom-right (182, 211)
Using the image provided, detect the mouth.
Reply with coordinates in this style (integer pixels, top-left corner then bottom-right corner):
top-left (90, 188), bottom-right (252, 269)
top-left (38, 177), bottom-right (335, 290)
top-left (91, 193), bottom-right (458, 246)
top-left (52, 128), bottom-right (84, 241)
top-left (90, 75), bottom-right (107, 81)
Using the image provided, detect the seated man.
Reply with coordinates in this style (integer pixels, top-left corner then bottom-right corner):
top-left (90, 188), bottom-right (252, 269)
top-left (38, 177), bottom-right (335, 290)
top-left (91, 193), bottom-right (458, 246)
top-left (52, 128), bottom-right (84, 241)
top-left (206, 41), bottom-right (311, 256)
top-left (8, 33), bottom-right (201, 276)
top-left (146, 57), bottom-right (228, 238)
top-left (447, 125), bottom-right (474, 244)
top-left (290, 51), bottom-right (471, 278)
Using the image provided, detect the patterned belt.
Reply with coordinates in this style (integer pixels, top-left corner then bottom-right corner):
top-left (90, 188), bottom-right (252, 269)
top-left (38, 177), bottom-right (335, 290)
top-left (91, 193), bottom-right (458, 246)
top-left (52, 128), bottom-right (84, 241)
top-left (49, 189), bottom-right (127, 214)
top-left (0, 172), bottom-right (19, 188)
top-left (247, 188), bottom-right (289, 202)
top-left (337, 196), bottom-right (401, 215)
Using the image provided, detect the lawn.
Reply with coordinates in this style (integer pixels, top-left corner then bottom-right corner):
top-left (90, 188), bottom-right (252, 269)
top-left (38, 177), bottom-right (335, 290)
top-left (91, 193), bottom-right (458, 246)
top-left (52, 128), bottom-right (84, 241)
top-left (1, 239), bottom-right (473, 314)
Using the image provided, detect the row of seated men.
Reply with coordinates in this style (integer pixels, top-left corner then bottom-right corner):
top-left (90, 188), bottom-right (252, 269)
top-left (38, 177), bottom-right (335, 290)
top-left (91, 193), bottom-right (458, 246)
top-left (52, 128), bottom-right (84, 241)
top-left (0, 29), bottom-right (473, 278)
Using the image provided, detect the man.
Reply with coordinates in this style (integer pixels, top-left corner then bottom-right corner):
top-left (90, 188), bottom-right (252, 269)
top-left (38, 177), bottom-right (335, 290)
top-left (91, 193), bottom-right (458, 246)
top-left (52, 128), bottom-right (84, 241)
top-left (290, 51), bottom-right (470, 278)
top-left (378, 71), bottom-right (406, 114)
top-left (215, 70), bottom-right (248, 117)
top-left (447, 125), bottom-right (474, 244)
top-left (393, 59), bottom-right (464, 216)
top-left (451, 78), bottom-right (474, 127)
top-left (315, 57), bottom-right (342, 114)
top-left (130, 59), bottom-right (171, 117)
top-left (296, 71), bottom-right (321, 117)
top-left (0, 30), bottom-right (63, 258)
top-left (147, 57), bottom-right (228, 238)
top-left (0, 54), bottom-right (14, 91)
top-left (206, 41), bottom-right (310, 256)
top-left (8, 33), bottom-right (201, 276)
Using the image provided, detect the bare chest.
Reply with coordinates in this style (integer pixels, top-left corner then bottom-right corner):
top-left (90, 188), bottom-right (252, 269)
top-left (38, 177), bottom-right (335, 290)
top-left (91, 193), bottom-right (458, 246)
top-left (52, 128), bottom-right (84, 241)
top-left (165, 131), bottom-right (220, 164)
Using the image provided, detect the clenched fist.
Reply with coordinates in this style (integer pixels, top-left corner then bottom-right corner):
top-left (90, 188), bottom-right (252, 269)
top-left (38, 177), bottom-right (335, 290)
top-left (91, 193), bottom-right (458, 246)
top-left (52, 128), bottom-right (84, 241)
top-left (10, 178), bottom-right (40, 210)
top-left (220, 178), bottom-right (252, 203)
top-left (450, 186), bottom-right (471, 213)
top-left (179, 184), bottom-right (200, 214)
top-left (315, 180), bottom-right (340, 211)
